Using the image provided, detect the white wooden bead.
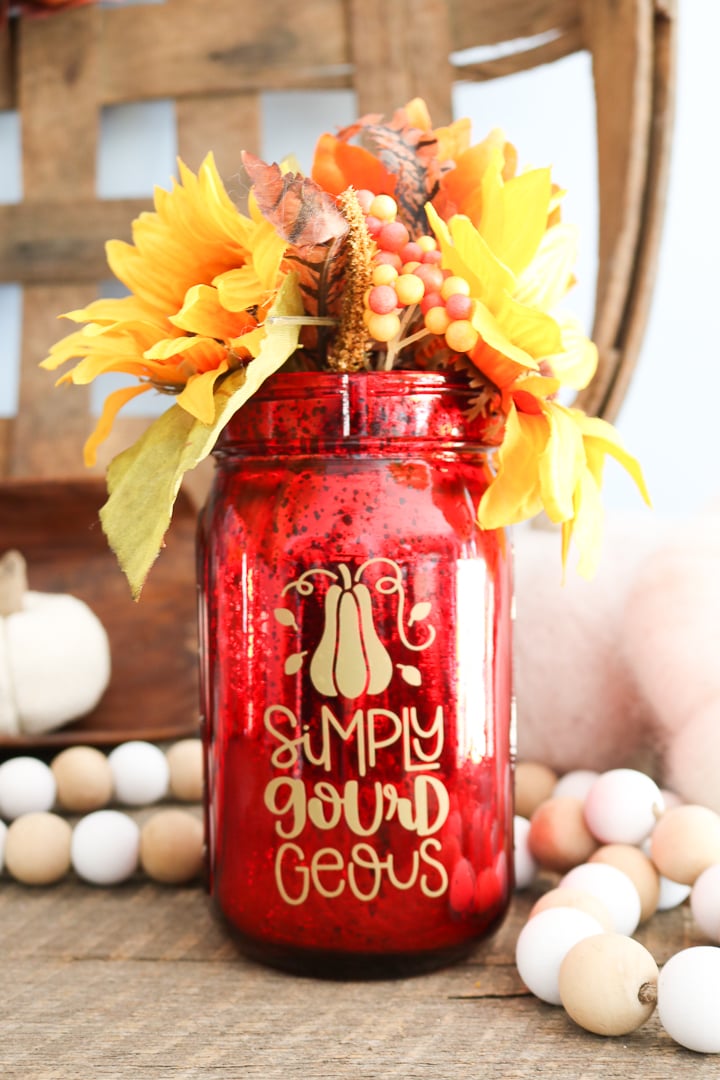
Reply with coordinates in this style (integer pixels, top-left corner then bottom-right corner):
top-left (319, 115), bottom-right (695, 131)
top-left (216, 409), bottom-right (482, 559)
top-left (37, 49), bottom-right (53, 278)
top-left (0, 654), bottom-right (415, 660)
top-left (588, 844), bottom-right (660, 923)
top-left (560, 862), bottom-right (642, 936)
top-left (515, 907), bottom-right (605, 1005)
top-left (690, 864), bottom-right (720, 942)
top-left (553, 770), bottom-right (599, 802)
top-left (108, 741), bottom-right (169, 806)
top-left (583, 769), bottom-right (664, 845)
top-left (0, 757), bottom-right (56, 821)
top-left (657, 947), bottom-right (720, 1053)
top-left (513, 815), bottom-right (538, 890)
top-left (71, 810), bottom-right (140, 885)
top-left (559, 933), bottom-right (658, 1036)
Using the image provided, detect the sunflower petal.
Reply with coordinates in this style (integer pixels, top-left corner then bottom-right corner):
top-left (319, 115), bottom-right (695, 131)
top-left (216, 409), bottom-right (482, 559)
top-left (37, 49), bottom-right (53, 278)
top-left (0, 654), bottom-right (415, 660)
top-left (477, 406), bottom-right (548, 527)
top-left (83, 383), bottom-right (154, 466)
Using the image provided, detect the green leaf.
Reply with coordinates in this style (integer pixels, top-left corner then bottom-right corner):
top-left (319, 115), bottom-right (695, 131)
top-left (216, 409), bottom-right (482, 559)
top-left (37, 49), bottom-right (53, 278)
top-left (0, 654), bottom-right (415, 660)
top-left (99, 275), bottom-right (303, 599)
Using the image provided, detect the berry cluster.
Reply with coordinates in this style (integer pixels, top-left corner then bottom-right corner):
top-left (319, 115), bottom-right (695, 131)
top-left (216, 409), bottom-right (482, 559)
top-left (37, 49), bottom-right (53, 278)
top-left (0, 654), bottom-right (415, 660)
top-left (356, 191), bottom-right (479, 357)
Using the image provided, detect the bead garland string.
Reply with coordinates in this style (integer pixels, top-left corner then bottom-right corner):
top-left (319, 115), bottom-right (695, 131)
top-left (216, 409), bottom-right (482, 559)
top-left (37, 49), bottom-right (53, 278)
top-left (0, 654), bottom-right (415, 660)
top-left (4, 744), bottom-right (720, 1053)
top-left (0, 739), bottom-right (204, 887)
top-left (514, 762), bottom-right (720, 1055)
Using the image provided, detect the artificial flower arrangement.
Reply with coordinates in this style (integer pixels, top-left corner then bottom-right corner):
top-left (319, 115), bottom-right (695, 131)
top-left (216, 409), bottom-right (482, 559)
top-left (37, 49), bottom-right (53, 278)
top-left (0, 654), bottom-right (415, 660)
top-left (42, 99), bottom-right (648, 597)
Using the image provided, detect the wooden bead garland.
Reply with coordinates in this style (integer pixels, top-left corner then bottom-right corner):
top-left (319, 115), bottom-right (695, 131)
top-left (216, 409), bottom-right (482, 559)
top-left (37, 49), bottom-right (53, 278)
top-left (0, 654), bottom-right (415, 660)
top-left (0, 738), bottom-right (204, 887)
top-left (515, 762), bottom-right (720, 1055)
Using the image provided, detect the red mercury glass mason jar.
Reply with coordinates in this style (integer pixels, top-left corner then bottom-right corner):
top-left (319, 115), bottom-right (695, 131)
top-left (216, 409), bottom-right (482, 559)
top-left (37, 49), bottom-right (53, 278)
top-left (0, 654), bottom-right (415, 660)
top-left (197, 370), bottom-right (514, 977)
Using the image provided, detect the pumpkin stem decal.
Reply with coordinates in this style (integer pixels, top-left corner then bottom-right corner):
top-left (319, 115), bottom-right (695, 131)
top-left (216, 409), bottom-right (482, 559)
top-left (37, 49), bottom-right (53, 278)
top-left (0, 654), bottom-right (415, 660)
top-left (275, 559), bottom-right (435, 699)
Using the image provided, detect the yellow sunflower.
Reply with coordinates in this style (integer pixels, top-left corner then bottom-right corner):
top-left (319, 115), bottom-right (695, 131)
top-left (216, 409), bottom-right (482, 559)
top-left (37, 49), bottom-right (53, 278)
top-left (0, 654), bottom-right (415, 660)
top-left (425, 143), bottom-right (648, 572)
top-left (41, 153), bottom-right (287, 464)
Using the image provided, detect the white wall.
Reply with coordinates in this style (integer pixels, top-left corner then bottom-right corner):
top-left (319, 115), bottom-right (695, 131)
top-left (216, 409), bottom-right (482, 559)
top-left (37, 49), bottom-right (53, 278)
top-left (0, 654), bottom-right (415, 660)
top-left (0, 0), bottom-right (714, 518)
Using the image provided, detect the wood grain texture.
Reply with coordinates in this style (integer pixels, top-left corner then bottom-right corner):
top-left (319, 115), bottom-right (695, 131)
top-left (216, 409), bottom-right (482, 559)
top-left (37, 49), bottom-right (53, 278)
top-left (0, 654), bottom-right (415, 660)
top-left (0, 881), bottom-right (715, 1078)
top-left (177, 93), bottom-right (262, 179)
top-left (448, 0), bottom-right (580, 51)
top-left (0, 19), bottom-right (14, 110)
top-left (98, 0), bottom-right (350, 104)
top-left (0, 198), bottom-right (151, 284)
top-left (576, 0), bottom-right (677, 420)
top-left (350, 0), bottom-right (454, 123)
top-left (18, 6), bottom-right (101, 201)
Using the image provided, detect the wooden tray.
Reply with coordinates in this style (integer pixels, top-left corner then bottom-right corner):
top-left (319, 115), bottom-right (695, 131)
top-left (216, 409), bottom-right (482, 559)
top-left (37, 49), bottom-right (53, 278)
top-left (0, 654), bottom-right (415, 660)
top-left (0, 477), bottom-right (200, 751)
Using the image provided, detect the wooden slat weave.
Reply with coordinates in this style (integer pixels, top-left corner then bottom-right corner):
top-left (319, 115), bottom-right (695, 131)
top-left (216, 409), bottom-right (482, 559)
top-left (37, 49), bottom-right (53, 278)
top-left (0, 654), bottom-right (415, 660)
top-left (0, 0), bottom-right (677, 480)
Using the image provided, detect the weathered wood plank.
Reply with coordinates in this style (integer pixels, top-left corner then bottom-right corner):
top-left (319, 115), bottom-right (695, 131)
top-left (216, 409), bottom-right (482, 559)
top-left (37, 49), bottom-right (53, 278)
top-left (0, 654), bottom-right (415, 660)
top-left (594, 0), bottom-right (677, 421)
top-left (579, 0), bottom-right (653, 410)
top-left (10, 284), bottom-right (96, 476)
top-left (0, 199), bottom-right (152, 284)
top-left (99, 0), bottom-right (351, 105)
top-left (0, 883), bottom-right (715, 1079)
top-left (449, 0), bottom-right (580, 51)
top-left (349, 0), bottom-right (454, 123)
top-left (0, 20), bottom-right (14, 110)
top-left (452, 26), bottom-right (583, 81)
top-left (176, 92), bottom-right (261, 179)
top-left (18, 6), bottom-right (101, 201)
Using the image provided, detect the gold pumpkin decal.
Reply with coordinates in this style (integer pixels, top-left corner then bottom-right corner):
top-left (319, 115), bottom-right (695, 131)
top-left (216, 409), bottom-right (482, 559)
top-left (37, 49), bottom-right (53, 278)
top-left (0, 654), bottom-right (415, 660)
top-left (309, 563), bottom-right (393, 699)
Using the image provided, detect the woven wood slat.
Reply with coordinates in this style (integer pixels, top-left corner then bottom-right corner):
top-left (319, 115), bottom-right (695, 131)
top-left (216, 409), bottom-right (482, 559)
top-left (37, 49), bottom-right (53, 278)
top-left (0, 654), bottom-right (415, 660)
top-left (576, 0), bottom-right (677, 419)
top-left (0, 0), bottom-right (678, 479)
top-left (349, 0), bottom-right (454, 124)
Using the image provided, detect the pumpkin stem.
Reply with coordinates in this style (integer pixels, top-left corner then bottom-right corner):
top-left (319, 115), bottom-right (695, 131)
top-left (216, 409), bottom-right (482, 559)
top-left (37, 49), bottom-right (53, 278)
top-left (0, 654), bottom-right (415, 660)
top-left (0, 550), bottom-right (28, 616)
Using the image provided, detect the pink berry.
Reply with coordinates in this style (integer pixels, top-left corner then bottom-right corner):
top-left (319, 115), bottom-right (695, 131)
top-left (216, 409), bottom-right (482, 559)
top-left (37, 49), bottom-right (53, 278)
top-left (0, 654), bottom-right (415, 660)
top-left (365, 215), bottom-right (382, 238)
top-left (356, 189), bottom-right (375, 213)
top-left (414, 264), bottom-right (444, 292)
top-left (374, 251), bottom-right (403, 271)
top-left (420, 290), bottom-right (443, 314)
top-left (399, 242), bottom-right (423, 264)
top-left (421, 249), bottom-right (443, 264)
top-left (368, 284), bottom-right (398, 315)
top-left (445, 293), bottom-right (473, 321)
top-left (377, 221), bottom-right (410, 253)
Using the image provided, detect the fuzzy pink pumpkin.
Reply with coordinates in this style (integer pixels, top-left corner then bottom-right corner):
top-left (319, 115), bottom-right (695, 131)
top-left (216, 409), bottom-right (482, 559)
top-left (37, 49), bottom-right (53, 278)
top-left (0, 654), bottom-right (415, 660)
top-left (513, 512), bottom-right (720, 810)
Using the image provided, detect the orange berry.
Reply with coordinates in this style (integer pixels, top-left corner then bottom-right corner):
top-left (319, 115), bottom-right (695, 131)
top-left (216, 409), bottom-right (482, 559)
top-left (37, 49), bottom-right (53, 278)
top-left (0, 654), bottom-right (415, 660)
top-left (368, 194), bottom-right (397, 222)
top-left (372, 264), bottom-right (399, 286)
top-left (445, 319), bottom-right (479, 353)
top-left (366, 311), bottom-right (401, 342)
top-left (424, 306), bottom-right (451, 335)
top-left (394, 274), bottom-right (425, 306)
top-left (440, 275), bottom-right (471, 301)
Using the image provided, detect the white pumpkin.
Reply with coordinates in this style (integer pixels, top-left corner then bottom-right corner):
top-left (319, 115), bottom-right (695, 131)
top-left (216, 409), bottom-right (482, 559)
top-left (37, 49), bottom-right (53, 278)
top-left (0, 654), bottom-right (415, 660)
top-left (0, 551), bottom-right (111, 736)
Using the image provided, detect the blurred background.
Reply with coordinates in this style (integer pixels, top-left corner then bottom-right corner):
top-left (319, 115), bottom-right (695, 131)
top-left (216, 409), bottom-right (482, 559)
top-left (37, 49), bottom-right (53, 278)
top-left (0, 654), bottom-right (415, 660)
top-left (0, 0), bottom-right (714, 517)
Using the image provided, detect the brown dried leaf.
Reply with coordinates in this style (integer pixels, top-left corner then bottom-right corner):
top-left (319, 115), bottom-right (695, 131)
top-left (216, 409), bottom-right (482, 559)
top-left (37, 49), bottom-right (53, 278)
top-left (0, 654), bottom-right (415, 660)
top-left (242, 152), bottom-right (348, 246)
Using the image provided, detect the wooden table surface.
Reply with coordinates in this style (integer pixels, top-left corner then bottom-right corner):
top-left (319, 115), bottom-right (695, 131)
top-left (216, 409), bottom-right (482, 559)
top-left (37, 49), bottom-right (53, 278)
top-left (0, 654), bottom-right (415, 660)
top-left (1, 873), bottom-right (716, 1079)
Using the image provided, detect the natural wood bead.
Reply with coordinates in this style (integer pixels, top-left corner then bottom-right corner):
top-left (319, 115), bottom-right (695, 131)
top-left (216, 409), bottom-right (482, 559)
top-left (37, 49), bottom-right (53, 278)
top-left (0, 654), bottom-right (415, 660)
top-left (140, 809), bottom-right (203, 885)
top-left (529, 887), bottom-right (615, 932)
top-left (51, 746), bottom-right (113, 813)
top-left (5, 812), bottom-right (72, 885)
top-left (528, 797), bottom-right (598, 873)
top-left (589, 844), bottom-right (660, 922)
top-left (650, 805), bottom-right (720, 886)
top-left (514, 762), bottom-right (558, 820)
top-left (559, 933), bottom-right (658, 1036)
top-left (166, 738), bottom-right (203, 803)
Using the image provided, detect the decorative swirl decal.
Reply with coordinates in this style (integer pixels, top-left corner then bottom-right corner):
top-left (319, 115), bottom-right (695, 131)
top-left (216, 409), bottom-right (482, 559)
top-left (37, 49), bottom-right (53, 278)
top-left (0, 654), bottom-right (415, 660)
top-left (273, 559), bottom-right (436, 698)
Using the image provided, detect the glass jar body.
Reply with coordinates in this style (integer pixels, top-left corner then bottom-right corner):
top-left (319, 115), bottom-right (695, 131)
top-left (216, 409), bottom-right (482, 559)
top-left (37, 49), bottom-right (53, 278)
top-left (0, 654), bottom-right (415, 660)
top-left (198, 372), bottom-right (514, 977)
